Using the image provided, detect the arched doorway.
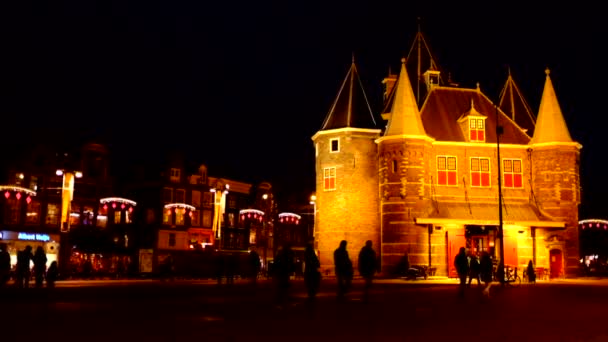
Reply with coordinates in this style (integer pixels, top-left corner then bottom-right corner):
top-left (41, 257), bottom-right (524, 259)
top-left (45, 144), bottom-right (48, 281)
top-left (549, 249), bottom-right (563, 279)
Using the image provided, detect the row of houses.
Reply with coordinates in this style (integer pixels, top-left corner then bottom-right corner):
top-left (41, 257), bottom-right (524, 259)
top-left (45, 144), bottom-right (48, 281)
top-left (0, 144), bottom-right (311, 278)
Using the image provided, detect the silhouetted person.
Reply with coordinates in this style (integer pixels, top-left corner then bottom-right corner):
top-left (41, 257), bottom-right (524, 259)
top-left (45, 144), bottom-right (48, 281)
top-left (526, 260), bottom-right (536, 284)
top-left (162, 254), bottom-right (174, 281)
top-left (358, 240), bottom-right (377, 301)
top-left (46, 261), bottom-right (58, 288)
top-left (454, 247), bottom-right (469, 297)
top-left (16, 245), bottom-right (33, 288)
top-left (225, 253), bottom-right (238, 285)
top-left (33, 246), bottom-right (47, 288)
top-left (479, 252), bottom-right (493, 287)
top-left (0, 243), bottom-right (10, 288)
top-left (468, 254), bottom-right (481, 287)
top-left (334, 240), bottom-right (353, 301)
top-left (248, 248), bottom-right (261, 285)
top-left (274, 243), bottom-right (295, 307)
top-left (303, 243), bottom-right (321, 301)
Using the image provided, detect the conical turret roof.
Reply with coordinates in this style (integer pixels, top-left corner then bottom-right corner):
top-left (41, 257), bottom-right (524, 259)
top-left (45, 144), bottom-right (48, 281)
top-left (530, 69), bottom-right (573, 144)
top-left (384, 58), bottom-right (427, 137)
top-left (320, 58), bottom-right (377, 130)
top-left (499, 70), bottom-right (536, 136)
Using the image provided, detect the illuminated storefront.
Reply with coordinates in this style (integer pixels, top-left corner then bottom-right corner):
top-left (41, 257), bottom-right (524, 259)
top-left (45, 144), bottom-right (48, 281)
top-left (0, 230), bottom-right (60, 269)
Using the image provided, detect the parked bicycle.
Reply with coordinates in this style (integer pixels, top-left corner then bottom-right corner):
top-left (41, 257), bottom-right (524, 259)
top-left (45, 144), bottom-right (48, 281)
top-left (495, 265), bottom-right (521, 287)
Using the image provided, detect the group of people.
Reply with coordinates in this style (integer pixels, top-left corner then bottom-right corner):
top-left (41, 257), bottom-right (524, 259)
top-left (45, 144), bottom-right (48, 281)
top-left (454, 246), bottom-right (538, 297)
top-left (272, 239), bottom-right (378, 306)
top-left (0, 243), bottom-right (58, 289)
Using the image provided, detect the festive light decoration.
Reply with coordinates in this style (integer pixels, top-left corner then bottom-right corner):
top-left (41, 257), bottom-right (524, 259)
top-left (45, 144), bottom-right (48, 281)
top-left (0, 185), bottom-right (37, 197)
top-left (99, 197), bottom-right (137, 206)
top-left (579, 219), bottom-right (608, 229)
top-left (278, 212), bottom-right (301, 224)
top-left (4, 191), bottom-right (9, 199)
top-left (121, 203), bottom-right (126, 209)
top-left (164, 203), bottom-right (195, 211)
top-left (15, 192), bottom-right (21, 200)
top-left (26, 196), bottom-right (31, 204)
top-left (112, 203), bottom-right (117, 209)
top-left (103, 204), bottom-right (108, 210)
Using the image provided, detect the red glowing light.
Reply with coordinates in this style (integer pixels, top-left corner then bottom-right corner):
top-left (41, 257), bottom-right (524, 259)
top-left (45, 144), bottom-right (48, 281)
top-left (26, 196), bottom-right (32, 204)
top-left (15, 192), bottom-right (21, 200)
top-left (4, 191), bottom-right (9, 199)
top-left (128, 207), bottom-right (133, 213)
top-left (103, 204), bottom-right (108, 210)
top-left (121, 203), bottom-right (126, 209)
top-left (112, 203), bottom-right (117, 209)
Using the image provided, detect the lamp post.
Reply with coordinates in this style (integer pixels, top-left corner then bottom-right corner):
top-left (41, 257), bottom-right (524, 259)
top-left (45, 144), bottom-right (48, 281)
top-left (56, 169), bottom-right (82, 277)
top-left (495, 104), bottom-right (506, 286)
top-left (211, 183), bottom-right (229, 249)
top-left (309, 194), bottom-right (316, 247)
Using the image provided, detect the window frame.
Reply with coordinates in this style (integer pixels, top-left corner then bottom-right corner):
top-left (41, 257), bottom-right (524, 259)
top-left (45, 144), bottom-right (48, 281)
top-left (436, 155), bottom-right (458, 186)
top-left (330, 138), bottom-right (340, 153)
top-left (323, 167), bottom-right (337, 191)
top-left (470, 157), bottom-right (491, 187)
top-left (503, 158), bottom-right (523, 189)
top-left (469, 117), bottom-right (486, 142)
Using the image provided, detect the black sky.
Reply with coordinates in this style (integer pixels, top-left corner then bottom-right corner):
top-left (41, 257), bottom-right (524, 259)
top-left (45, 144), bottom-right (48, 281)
top-left (2, 1), bottom-right (607, 215)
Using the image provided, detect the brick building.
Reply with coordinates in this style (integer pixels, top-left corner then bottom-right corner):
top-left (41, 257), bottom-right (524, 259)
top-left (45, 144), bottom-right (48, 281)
top-left (313, 52), bottom-right (581, 278)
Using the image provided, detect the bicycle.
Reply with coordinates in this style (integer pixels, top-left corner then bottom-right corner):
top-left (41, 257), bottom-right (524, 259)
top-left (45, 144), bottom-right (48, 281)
top-left (503, 266), bottom-right (521, 287)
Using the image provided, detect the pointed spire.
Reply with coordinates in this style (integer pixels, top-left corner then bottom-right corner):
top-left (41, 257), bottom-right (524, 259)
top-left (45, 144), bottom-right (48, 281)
top-left (320, 58), bottom-right (377, 131)
top-left (384, 58), bottom-right (426, 137)
top-left (530, 68), bottom-right (573, 144)
top-left (499, 67), bottom-right (536, 136)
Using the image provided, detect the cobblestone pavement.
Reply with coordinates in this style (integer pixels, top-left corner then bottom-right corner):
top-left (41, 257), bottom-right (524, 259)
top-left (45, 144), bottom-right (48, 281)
top-left (1, 278), bottom-right (607, 341)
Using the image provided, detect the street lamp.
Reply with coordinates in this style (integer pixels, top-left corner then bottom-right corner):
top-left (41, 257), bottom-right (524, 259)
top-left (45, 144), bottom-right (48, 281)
top-left (309, 194), bottom-right (317, 246)
top-left (211, 183), bottom-right (229, 248)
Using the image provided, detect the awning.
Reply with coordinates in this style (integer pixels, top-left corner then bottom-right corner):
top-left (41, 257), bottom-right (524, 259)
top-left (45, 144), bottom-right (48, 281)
top-left (415, 201), bottom-right (565, 228)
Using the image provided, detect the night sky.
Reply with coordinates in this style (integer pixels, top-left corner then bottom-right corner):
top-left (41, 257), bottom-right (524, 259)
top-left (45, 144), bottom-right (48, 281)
top-left (2, 2), bottom-right (607, 215)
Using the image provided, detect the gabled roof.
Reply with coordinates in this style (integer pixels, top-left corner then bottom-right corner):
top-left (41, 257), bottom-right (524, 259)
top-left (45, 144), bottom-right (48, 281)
top-left (320, 59), bottom-right (377, 131)
top-left (499, 70), bottom-right (536, 137)
top-left (384, 58), bottom-right (426, 137)
top-left (530, 69), bottom-right (573, 145)
top-left (420, 87), bottom-right (531, 144)
top-left (457, 99), bottom-right (487, 122)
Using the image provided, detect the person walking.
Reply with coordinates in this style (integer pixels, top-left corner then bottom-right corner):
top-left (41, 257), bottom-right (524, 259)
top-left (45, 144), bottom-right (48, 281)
top-left (454, 247), bottom-right (469, 297)
top-left (468, 254), bottom-right (481, 288)
top-left (334, 240), bottom-right (353, 301)
top-left (33, 246), bottom-right (47, 289)
top-left (16, 245), bottom-right (33, 289)
top-left (303, 242), bottom-right (321, 301)
top-left (0, 243), bottom-right (10, 288)
top-left (526, 260), bottom-right (536, 284)
top-left (46, 261), bottom-right (59, 288)
top-left (274, 243), bottom-right (295, 308)
top-left (248, 248), bottom-right (261, 286)
top-left (358, 240), bottom-right (377, 302)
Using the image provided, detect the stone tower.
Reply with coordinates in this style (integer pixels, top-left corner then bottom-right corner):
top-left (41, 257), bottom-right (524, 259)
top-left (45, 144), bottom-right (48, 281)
top-left (376, 58), bottom-right (434, 274)
top-left (311, 58), bottom-right (381, 274)
top-left (529, 69), bottom-right (582, 277)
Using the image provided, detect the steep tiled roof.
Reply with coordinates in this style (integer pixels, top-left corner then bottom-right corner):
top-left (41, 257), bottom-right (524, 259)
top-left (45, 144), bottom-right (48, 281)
top-left (420, 87), bottom-right (531, 144)
top-left (530, 69), bottom-right (573, 144)
top-left (320, 60), bottom-right (377, 131)
top-left (499, 72), bottom-right (536, 137)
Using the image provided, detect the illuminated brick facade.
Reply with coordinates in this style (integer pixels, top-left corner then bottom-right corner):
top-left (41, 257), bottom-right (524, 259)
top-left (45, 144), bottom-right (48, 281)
top-left (314, 56), bottom-right (581, 278)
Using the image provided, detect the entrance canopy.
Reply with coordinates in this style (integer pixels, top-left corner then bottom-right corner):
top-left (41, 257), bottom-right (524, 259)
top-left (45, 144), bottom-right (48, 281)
top-left (416, 201), bottom-right (565, 228)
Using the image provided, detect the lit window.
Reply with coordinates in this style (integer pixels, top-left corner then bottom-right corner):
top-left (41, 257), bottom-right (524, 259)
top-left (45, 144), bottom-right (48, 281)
top-left (470, 118), bottom-right (485, 142)
top-left (97, 207), bottom-right (107, 228)
top-left (202, 210), bottom-right (213, 227)
top-left (176, 209), bottom-right (185, 225)
top-left (503, 159), bottom-right (523, 188)
top-left (69, 204), bottom-right (80, 227)
top-left (190, 210), bottom-right (200, 226)
top-left (45, 203), bottom-right (59, 226)
top-left (26, 201), bottom-right (41, 225)
top-left (163, 209), bottom-right (172, 224)
top-left (330, 138), bottom-right (340, 153)
top-left (437, 156), bottom-right (457, 186)
top-left (323, 167), bottom-right (336, 191)
top-left (114, 211), bottom-right (122, 224)
top-left (470, 157), bottom-right (491, 187)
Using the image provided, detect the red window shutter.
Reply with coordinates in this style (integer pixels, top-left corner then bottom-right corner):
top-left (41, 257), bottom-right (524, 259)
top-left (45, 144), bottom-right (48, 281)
top-left (471, 172), bottom-right (480, 186)
top-left (481, 172), bottom-right (490, 187)
top-left (470, 130), bottom-right (477, 141)
top-left (514, 174), bottom-right (522, 188)
top-left (478, 130), bottom-right (484, 141)
top-left (438, 171), bottom-right (447, 185)
top-left (448, 171), bottom-right (457, 185)
top-left (329, 177), bottom-right (335, 190)
top-left (504, 174), bottom-right (513, 188)
top-left (324, 178), bottom-right (330, 190)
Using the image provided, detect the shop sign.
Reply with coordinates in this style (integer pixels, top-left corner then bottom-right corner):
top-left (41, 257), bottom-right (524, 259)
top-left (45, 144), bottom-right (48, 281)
top-left (17, 232), bottom-right (50, 242)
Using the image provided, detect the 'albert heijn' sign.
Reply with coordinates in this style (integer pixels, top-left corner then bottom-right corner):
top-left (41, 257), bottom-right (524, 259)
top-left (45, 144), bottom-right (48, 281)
top-left (0, 231), bottom-right (51, 242)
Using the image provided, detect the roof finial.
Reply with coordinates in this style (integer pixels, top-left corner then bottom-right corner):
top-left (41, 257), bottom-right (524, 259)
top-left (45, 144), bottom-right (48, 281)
top-left (507, 66), bottom-right (511, 77)
top-left (401, 57), bottom-right (406, 64)
top-left (471, 98), bottom-right (475, 110)
top-left (476, 82), bottom-right (480, 92)
top-left (352, 52), bottom-right (355, 64)
top-left (545, 67), bottom-right (551, 76)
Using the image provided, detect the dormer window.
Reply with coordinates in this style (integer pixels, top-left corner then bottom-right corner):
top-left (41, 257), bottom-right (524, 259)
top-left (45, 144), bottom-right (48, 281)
top-left (469, 118), bottom-right (485, 142)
